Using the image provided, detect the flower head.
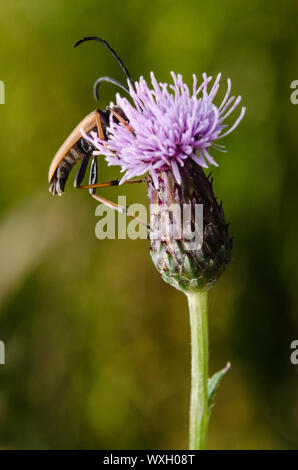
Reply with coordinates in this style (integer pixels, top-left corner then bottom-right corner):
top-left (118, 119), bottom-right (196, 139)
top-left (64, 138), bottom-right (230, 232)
top-left (148, 162), bottom-right (233, 292)
top-left (86, 72), bottom-right (245, 187)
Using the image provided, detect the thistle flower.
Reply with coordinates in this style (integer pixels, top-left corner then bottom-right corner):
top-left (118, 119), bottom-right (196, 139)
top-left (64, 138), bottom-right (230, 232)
top-left (86, 72), bottom-right (245, 292)
top-left (84, 67), bottom-right (245, 450)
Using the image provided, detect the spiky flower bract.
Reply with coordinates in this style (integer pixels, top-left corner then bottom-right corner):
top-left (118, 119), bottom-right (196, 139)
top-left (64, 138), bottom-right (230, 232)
top-left (148, 161), bottom-right (233, 293)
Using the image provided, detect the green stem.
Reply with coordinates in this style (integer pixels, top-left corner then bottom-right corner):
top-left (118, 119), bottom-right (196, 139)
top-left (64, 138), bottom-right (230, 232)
top-left (187, 290), bottom-right (209, 450)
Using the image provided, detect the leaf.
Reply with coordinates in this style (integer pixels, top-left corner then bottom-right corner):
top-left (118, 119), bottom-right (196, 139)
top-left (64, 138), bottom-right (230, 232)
top-left (208, 362), bottom-right (231, 408)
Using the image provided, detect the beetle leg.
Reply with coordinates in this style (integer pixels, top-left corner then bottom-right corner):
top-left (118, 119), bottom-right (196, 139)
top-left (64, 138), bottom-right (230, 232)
top-left (92, 193), bottom-right (149, 229)
top-left (73, 153), bottom-right (91, 188)
top-left (88, 156), bottom-right (98, 195)
top-left (74, 165), bottom-right (119, 191)
top-left (95, 109), bottom-right (105, 140)
top-left (77, 178), bottom-right (148, 190)
top-left (92, 193), bottom-right (126, 213)
top-left (109, 108), bottom-right (135, 135)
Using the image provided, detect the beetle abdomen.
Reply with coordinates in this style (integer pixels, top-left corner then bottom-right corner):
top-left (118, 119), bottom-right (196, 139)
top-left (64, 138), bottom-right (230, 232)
top-left (49, 140), bottom-right (91, 196)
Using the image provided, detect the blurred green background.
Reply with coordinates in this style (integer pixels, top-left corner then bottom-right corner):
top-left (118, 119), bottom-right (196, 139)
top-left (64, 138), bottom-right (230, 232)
top-left (0, 0), bottom-right (297, 450)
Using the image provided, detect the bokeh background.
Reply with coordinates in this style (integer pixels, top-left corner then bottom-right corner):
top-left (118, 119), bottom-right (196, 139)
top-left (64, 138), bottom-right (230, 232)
top-left (0, 0), bottom-right (297, 450)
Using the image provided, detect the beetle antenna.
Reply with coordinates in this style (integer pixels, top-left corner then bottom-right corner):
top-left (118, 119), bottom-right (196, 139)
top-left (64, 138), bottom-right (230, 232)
top-left (93, 76), bottom-right (129, 101)
top-left (74, 36), bottom-right (133, 86)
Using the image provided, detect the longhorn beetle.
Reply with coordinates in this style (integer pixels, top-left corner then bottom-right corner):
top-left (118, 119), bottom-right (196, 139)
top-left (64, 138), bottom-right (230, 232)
top-left (48, 37), bottom-right (146, 214)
